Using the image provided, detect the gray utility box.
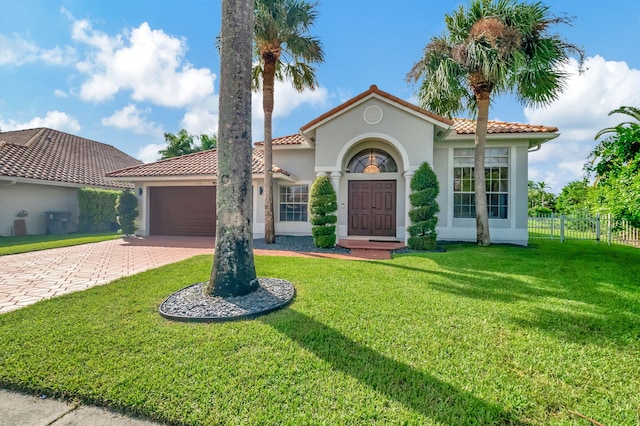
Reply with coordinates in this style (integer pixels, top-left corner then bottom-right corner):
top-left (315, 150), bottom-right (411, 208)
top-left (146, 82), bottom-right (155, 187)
top-left (45, 211), bottom-right (71, 235)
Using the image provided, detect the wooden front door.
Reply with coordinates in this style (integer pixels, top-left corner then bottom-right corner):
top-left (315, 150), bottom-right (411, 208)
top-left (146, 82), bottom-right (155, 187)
top-left (348, 180), bottom-right (396, 237)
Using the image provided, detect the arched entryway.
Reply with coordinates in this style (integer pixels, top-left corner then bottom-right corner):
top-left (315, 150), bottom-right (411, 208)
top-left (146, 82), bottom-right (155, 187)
top-left (346, 148), bottom-right (398, 237)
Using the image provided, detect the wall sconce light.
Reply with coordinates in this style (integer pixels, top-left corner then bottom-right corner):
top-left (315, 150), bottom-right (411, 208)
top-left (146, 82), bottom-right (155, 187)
top-left (259, 186), bottom-right (264, 195)
top-left (138, 188), bottom-right (143, 196)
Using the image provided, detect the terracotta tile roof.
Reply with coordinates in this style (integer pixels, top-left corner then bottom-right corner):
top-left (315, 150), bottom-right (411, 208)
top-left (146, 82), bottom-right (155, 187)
top-left (453, 118), bottom-right (558, 134)
top-left (0, 128), bottom-right (141, 189)
top-left (106, 148), bottom-right (291, 178)
top-left (300, 85), bottom-right (454, 131)
top-left (254, 134), bottom-right (306, 146)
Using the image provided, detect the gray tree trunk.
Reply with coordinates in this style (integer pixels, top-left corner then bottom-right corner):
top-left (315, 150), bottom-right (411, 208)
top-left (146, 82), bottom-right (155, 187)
top-left (263, 65), bottom-right (276, 244)
top-left (207, 0), bottom-right (259, 297)
top-left (474, 93), bottom-right (491, 246)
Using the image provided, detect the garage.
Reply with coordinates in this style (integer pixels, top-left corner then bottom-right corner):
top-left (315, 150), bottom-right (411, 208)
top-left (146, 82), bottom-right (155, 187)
top-left (149, 186), bottom-right (216, 236)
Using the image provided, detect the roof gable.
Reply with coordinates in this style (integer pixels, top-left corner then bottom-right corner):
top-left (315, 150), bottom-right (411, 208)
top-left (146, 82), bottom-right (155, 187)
top-left (0, 128), bottom-right (141, 189)
top-left (300, 85), bottom-right (454, 133)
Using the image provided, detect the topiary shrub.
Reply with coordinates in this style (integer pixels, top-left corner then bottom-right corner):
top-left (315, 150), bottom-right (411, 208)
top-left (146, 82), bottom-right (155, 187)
top-left (116, 190), bottom-right (138, 236)
top-left (407, 162), bottom-right (440, 250)
top-left (78, 188), bottom-right (119, 232)
top-left (308, 176), bottom-right (338, 248)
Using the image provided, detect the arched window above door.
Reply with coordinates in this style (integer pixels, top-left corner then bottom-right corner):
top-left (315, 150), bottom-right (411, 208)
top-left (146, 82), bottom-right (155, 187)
top-left (347, 148), bottom-right (398, 174)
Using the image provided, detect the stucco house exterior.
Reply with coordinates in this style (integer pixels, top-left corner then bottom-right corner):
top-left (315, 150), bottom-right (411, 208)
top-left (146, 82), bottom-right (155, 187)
top-left (0, 128), bottom-right (142, 236)
top-left (107, 85), bottom-right (558, 246)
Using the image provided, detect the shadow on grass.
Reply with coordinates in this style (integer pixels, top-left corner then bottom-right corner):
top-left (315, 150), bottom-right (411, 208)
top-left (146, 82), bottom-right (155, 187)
top-left (386, 245), bottom-right (640, 347)
top-left (264, 309), bottom-right (526, 425)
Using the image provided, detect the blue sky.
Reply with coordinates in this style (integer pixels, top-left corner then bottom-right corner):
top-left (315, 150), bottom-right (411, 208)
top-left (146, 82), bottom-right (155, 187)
top-left (1, 0), bottom-right (639, 193)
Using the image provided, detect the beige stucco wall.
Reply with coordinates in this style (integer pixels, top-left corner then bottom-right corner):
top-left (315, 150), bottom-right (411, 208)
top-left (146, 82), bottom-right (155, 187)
top-left (312, 98), bottom-right (435, 173)
top-left (0, 181), bottom-right (79, 236)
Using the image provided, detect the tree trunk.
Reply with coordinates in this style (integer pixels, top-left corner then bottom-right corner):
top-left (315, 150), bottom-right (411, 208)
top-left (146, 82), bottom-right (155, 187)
top-left (474, 91), bottom-right (491, 246)
top-left (262, 57), bottom-right (277, 244)
top-left (207, 0), bottom-right (259, 297)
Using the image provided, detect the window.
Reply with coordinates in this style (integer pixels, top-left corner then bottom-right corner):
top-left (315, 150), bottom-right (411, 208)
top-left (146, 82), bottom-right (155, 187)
top-left (453, 148), bottom-right (509, 219)
top-left (347, 148), bottom-right (397, 173)
top-left (279, 185), bottom-right (308, 222)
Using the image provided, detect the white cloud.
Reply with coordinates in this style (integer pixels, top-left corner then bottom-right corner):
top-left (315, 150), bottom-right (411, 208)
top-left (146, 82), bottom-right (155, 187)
top-left (252, 79), bottom-right (329, 140)
top-left (181, 95), bottom-right (219, 136)
top-left (526, 55), bottom-right (640, 193)
top-left (0, 33), bottom-right (76, 66)
top-left (136, 143), bottom-right (165, 163)
top-left (71, 19), bottom-right (214, 107)
top-left (101, 104), bottom-right (163, 137)
top-left (0, 111), bottom-right (80, 132)
top-left (54, 89), bottom-right (69, 98)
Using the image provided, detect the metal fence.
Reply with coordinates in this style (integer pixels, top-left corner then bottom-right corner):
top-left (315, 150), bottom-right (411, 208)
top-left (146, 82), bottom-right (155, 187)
top-left (528, 213), bottom-right (640, 247)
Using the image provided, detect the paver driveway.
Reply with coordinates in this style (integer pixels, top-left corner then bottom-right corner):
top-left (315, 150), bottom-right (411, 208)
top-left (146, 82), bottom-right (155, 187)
top-left (0, 236), bottom-right (367, 314)
top-left (0, 236), bottom-right (216, 314)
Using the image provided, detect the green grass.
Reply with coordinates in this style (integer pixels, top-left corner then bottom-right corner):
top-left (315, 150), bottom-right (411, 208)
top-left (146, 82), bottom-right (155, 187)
top-left (1, 240), bottom-right (639, 425)
top-left (0, 233), bottom-right (120, 255)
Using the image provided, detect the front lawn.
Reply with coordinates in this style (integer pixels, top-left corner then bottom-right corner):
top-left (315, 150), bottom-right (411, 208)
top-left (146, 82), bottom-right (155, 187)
top-left (0, 241), bottom-right (638, 425)
top-left (0, 232), bottom-right (120, 255)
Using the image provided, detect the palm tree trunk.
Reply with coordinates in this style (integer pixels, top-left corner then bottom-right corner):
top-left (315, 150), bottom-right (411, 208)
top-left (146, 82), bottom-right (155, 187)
top-left (474, 92), bottom-right (491, 246)
top-left (263, 60), bottom-right (276, 244)
top-left (207, 0), bottom-right (259, 297)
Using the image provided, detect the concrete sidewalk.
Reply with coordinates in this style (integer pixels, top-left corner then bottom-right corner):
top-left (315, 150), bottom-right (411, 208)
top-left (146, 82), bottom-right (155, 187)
top-left (0, 389), bottom-right (162, 425)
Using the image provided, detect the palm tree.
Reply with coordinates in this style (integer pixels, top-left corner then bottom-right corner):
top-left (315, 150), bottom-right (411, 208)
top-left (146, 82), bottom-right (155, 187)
top-left (159, 129), bottom-right (196, 159)
top-left (207, 0), bottom-right (259, 297)
top-left (407, 0), bottom-right (582, 245)
top-left (253, 0), bottom-right (324, 244)
top-left (588, 106), bottom-right (640, 182)
top-left (594, 106), bottom-right (640, 140)
top-left (198, 134), bottom-right (218, 151)
top-left (537, 181), bottom-right (550, 206)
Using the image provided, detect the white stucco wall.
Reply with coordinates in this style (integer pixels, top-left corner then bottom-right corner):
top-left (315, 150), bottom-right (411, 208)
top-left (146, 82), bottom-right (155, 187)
top-left (0, 181), bottom-right (79, 236)
top-left (434, 140), bottom-right (531, 245)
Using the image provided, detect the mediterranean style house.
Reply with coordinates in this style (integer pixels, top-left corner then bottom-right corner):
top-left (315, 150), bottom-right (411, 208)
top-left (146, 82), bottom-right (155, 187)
top-left (0, 128), bottom-right (141, 236)
top-left (107, 85), bottom-right (558, 246)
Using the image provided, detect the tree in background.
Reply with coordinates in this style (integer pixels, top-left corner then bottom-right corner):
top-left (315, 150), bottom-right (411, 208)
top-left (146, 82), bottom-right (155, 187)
top-left (407, 162), bottom-right (440, 250)
top-left (586, 106), bottom-right (640, 226)
top-left (253, 0), bottom-right (324, 244)
top-left (407, 0), bottom-right (582, 245)
top-left (116, 190), bottom-right (138, 236)
top-left (555, 180), bottom-right (589, 214)
top-left (158, 130), bottom-right (217, 159)
top-left (207, 0), bottom-right (259, 297)
top-left (308, 176), bottom-right (337, 248)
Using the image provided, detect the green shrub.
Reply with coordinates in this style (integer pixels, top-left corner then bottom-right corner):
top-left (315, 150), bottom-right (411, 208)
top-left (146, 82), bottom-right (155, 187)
top-left (407, 162), bottom-right (440, 250)
top-left (78, 188), bottom-right (119, 232)
top-left (308, 176), bottom-right (337, 248)
top-left (116, 190), bottom-right (138, 236)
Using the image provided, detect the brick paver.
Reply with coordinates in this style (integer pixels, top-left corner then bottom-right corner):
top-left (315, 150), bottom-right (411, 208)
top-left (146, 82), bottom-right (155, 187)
top-left (0, 236), bottom-right (369, 314)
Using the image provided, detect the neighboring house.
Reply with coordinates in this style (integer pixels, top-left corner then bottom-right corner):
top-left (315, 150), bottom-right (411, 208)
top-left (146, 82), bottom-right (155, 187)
top-left (0, 128), bottom-right (142, 236)
top-left (107, 85), bottom-right (558, 245)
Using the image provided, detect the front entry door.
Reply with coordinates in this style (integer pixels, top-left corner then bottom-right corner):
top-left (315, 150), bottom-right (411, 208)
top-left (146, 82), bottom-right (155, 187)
top-left (348, 180), bottom-right (396, 237)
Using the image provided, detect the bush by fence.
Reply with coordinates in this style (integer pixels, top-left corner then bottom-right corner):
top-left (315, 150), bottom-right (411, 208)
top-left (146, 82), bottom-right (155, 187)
top-left (529, 213), bottom-right (639, 247)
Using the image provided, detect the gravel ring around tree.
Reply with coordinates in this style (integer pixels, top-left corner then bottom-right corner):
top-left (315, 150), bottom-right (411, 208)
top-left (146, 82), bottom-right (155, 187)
top-left (159, 278), bottom-right (295, 323)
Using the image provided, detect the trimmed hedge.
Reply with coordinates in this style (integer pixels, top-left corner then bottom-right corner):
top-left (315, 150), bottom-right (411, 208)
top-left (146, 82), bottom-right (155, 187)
top-left (78, 188), bottom-right (119, 232)
top-left (308, 176), bottom-right (337, 248)
top-left (407, 162), bottom-right (440, 250)
top-left (116, 190), bottom-right (138, 236)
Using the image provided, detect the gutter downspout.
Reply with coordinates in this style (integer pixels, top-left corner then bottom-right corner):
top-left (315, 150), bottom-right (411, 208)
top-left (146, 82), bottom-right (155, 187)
top-left (528, 143), bottom-right (541, 153)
